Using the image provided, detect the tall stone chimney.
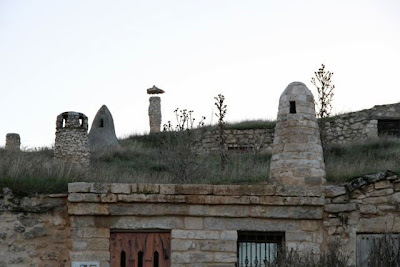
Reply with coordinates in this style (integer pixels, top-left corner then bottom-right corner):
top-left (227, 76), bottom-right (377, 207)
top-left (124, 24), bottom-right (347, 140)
top-left (147, 85), bottom-right (165, 133)
top-left (55, 112), bottom-right (90, 167)
top-left (269, 82), bottom-right (326, 186)
top-left (5, 133), bottom-right (21, 150)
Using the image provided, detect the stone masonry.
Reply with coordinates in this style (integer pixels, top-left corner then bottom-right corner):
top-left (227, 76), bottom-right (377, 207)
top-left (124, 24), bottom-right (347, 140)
top-left (55, 112), bottom-right (90, 167)
top-left (269, 82), bottom-right (326, 186)
top-left (147, 85), bottom-right (165, 134)
top-left (0, 188), bottom-right (69, 267)
top-left (88, 105), bottom-right (119, 151)
top-left (199, 128), bottom-right (274, 153)
top-left (67, 182), bottom-right (324, 266)
top-left (196, 102), bottom-right (400, 152)
top-left (5, 133), bottom-right (21, 150)
top-left (1, 172), bottom-right (400, 266)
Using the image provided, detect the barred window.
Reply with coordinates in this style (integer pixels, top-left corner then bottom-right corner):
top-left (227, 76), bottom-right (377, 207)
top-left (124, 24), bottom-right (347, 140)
top-left (237, 231), bottom-right (284, 267)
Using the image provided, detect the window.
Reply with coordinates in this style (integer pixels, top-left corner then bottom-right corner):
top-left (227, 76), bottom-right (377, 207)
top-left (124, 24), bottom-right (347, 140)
top-left (237, 231), bottom-right (284, 267)
top-left (357, 233), bottom-right (400, 267)
top-left (378, 119), bottom-right (400, 137)
top-left (99, 119), bottom-right (104, 128)
top-left (290, 101), bottom-right (296, 114)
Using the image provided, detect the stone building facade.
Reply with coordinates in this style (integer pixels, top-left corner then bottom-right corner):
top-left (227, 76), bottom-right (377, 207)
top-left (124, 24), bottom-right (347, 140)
top-left (55, 112), bottom-right (90, 167)
top-left (1, 173), bottom-right (400, 266)
top-left (5, 133), bottom-right (21, 150)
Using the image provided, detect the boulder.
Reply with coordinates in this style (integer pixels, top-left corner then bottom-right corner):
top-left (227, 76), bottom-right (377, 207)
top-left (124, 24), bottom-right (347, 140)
top-left (89, 105), bottom-right (119, 151)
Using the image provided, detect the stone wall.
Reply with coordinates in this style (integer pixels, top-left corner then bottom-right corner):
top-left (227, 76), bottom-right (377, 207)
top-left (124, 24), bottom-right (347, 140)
top-left (323, 171), bottom-right (400, 264)
top-left (199, 128), bottom-right (274, 153)
top-left (2, 173), bottom-right (400, 266)
top-left (197, 103), bottom-right (400, 151)
top-left (67, 182), bottom-right (324, 266)
top-left (321, 102), bottom-right (400, 145)
top-left (0, 188), bottom-right (70, 267)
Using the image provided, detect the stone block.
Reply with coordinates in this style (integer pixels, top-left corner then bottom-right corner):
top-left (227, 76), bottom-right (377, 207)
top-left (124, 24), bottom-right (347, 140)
top-left (359, 204), bottom-right (378, 214)
top-left (363, 196), bottom-right (389, 204)
top-left (68, 203), bottom-right (109, 215)
top-left (110, 184), bottom-right (131, 194)
top-left (367, 188), bottom-right (394, 197)
top-left (184, 217), bottom-right (203, 230)
top-left (68, 183), bottom-right (92, 193)
top-left (110, 216), bottom-right (184, 230)
top-left (137, 184), bottom-right (160, 194)
top-left (171, 239), bottom-right (195, 251)
top-left (90, 183), bottom-right (111, 194)
top-left (69, 251), bottom-right (110, 261)
top-left (171, 252), bottom-right (213, 263)
top-left (198, 240), bottom-right (236, 252)
top-left (172, 230), bottom-right (220, 240)
top-left (300, 220), bottom-right (319, 231)
top-left (72, 227), bottom-right (110, 238)
top-left (324, 186), bottom-right (346, 198)
top-left (375, 180), bottom-right (392, 189)
top-left (220, 231), bottom-right (237, 241)
top-left (100, 194), bottom-right (117, 203)
top-left (213, 252), bottom-right (237, 263)
top-left (286, 231), bottom-right (313, 242)
top-left (325, 203), bottom-right (356, 213)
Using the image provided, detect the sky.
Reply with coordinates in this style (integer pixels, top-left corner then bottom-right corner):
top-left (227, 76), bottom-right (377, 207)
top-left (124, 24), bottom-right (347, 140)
top-left (1, 0), bottom-right (399, 148)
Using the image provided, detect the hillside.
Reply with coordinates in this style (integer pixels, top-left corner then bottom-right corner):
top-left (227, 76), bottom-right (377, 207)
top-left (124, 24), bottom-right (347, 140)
top-left (0, 128), bottom-right (399, 195)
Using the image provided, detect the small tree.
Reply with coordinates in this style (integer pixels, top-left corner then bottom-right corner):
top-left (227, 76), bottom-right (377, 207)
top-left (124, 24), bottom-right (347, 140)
top-left (311, 64), bottom-right (335, 119)
top-left (214, 94), bottom-right (228, 170)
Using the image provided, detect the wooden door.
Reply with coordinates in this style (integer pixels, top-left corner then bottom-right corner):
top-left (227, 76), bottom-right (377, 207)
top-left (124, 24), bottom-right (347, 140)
top-left (110, 232), bottom-right (170, 267)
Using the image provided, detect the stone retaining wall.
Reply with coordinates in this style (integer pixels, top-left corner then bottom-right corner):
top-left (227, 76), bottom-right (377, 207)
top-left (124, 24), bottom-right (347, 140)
top-left (197, 103), bottom-right (400, 151)
top-left (0, 188), bottom-right (69, 267)
top-left (67, 182), bottom-right (324, 266)
top-left (323, 171), bottom-right (400, 264)
top-left (199, 129), bottom-right (274, 153)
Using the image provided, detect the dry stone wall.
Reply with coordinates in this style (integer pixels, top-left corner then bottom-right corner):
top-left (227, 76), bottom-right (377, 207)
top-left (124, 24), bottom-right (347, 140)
top-left (197, 103), bottom-right (400, 152)
top-left (199, 128), bottom-right (274, 153)
top-left (323, 171), bottom-right (400, 265)
top-left (0, 188), bottom-right (69, 267)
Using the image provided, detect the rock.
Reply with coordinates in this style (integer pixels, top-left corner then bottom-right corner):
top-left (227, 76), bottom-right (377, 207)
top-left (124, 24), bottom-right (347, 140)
top-left (88, 105), bottom-right (119, 151)
top-left (24, 227), bottom-right (46, 239)
top-left (147, 85), bottom-right (165, 94)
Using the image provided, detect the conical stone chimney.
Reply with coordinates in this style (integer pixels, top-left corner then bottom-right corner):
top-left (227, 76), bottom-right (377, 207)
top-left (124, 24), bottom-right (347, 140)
top-left (269, 82), bottom-right (326, 186)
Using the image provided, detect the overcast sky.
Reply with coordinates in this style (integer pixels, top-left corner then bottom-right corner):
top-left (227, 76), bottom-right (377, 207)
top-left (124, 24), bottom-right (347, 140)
top-left (1, 0), bottom-right (399, 148)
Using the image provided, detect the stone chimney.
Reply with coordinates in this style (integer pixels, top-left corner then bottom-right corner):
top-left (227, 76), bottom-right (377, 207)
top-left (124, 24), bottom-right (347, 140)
top-left (147, 85), bottom-right (165, 134)
top-left (55, 112), bottom-right (90, 167)
top-left (5, 133), bottom-right (21, 150)
top-left (269, 82), bottom-right (326, 186)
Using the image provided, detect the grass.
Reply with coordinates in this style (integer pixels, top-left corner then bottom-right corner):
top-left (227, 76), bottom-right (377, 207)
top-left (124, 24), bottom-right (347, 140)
top-left (0, 132), bottom-right (399, 194)
top-left (324, 136), bottom-right (400, 182)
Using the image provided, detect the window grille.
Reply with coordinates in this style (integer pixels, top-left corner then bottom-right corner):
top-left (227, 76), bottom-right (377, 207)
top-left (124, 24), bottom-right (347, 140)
top-left (237, 231), bottom-right (284, 267)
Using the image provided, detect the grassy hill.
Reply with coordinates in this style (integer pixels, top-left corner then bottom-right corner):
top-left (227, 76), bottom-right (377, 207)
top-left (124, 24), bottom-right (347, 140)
top-left (0, 128), bottom-right (399, 195)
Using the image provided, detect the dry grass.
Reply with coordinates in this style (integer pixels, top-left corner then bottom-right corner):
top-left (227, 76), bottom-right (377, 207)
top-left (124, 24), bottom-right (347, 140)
top-left (0, 133), bottom-right (399, 194)
top-left (324, 136), bottom-right (400, 182)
